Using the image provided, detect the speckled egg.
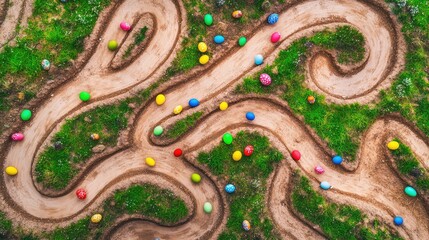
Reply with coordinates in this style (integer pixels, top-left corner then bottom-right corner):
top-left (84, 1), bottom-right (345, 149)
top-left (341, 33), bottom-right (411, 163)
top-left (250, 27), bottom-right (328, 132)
top-left (259, 73), bottom-right (271, 86)
top-left (242, 220), bottom-right (251, 231)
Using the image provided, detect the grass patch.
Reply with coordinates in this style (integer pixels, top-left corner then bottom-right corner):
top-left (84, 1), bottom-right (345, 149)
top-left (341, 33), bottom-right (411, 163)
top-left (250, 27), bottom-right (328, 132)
top-left (35, 102), bottom-right (131, 190)
top-left (292, 174), bottom-right (402, 240)
top-left (198, 131), bottom-right (283, 239)
top-left (123, 26), bottom-right (148, 59)
top-left (166, 111), bottom-right (203, 138)
top-left (391, 139), bottom-right (429, 191)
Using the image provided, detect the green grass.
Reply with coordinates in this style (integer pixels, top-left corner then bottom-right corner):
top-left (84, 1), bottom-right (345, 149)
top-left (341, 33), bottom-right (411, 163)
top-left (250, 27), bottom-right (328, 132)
top-left (391, 139), bottom-right (429, 191)
top-left (292, 174), bottom-right (402, 240)
top-left (35, 102), bottom-right (131, 190)
top-left (166, 111), bottom-right (203, 138)
top-left (0, 0), bottom-right (111, 111)
top-left (198, 131), bottom-right (283, 239)
top-left (0, 183), bottom-right (188, 239)
top-left (123, 26), bottom-right (148, 59)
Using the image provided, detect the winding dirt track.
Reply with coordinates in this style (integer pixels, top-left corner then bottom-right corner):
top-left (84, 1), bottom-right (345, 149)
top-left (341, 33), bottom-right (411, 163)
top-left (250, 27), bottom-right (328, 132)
top-left (0, 0), bottom-right (32, 47)
top-left (1, 0), bottom-right (427, 239)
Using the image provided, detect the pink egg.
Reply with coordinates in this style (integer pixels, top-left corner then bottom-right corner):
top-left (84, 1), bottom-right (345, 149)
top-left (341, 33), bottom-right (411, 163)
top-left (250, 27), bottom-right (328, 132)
top-left (120, 21), bottom-right (131, 31)
top-left (271, 32), bottom-right (281, 43)
top-left (314, 165), bottom-right (325, 174)
top-left (259, 73), bottom-right (272, 86)
top-left (11, 133), bottom-right (24, 141)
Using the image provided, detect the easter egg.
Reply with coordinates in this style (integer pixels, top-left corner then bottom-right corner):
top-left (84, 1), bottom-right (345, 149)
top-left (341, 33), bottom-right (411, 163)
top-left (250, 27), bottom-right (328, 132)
top-left (145, 157), bottom-right (156, 167)
top-left (404, 186), bottom-right (417, 197)
top-left (387, 141), bottom-right (399, 150)
top-left (223, 133), bottom-right (233, 145)
top-left (108, 40), bottom-right (118, 51)
top-left (291, 150), bottom-right (301, 161)
top-left (232, 10), bottom-right (243, 19)
top-left (219, 101), bottom-right (228, 110)
top-left (91, 214), bottom-right (103, 223)
top-left (173, 148), bottom-right (183, 157)
top-left (394, 216), bottom-right (403, 226)
top-left (191, 173), bottom-right (201, 183)
top-left (156, 94), bottom-right (166, 105)
top-left (271, 32), bottom-right (281, 43)
top-left (242, 220), bottom-right (251, 231)
top-left (189, 98), bottom-right (200, 108)
top-left (41, 59), bottom-right (51, 70)
top-left (20, 109), bottom-right (32, 121)
top-left (238, 36), bottom-right (247, 47)
top-left (79, 91), bottom-right (91, 102)
top-left (246, 112), bottom-right (255, 121)
top-left (17, 92), bottom-right (25, 100)
top-left (198, 42), bottom-right (208, 53)
top-left (11, 133), bottom-right (24, 141)
top-left (153, 126), bottom-right (163, 136)
top-left (213, 35), bottom-right (225, 44)
top-left (332, 155), bottom-right (343, 165)
top-left (254, 54), bottom-right (264, 65)
top-left (76, 188), bottom-right (87, 200)
top-left (244, 145), bottom-right (254, 156)
top-left (259, 73), bottom-right (271, 86)
top-left (267, 13), bottom-right (279, 25)
top-left (204, 14), bottom-right (213, 26)
top-left (307, 96), bottom-right (315, 104)
top-left (203, 202), bottom-right (213, 213)
top-left (120, 21), bottom-right (131, 31)
top-left (199, 55), bottom-right (209, 65)
top-left (314, 165), bottom-right (325, 174)
top-left (225, 184), bottom-right (236, 193)
top-left (320, 181), bottom-right (331, 190)
top-left (90, 133), bottom-right (100, 140)
top-left (173, 105), bottom-right (183, 114)
top-left (232, 151), bottom-right (242, 161)
top-left (5, 166), bottom-right (18, 176)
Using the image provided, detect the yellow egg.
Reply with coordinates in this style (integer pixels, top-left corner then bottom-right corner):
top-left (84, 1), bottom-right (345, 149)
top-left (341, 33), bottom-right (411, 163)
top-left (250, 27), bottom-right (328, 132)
top-left (91, 213), bottom-right (103, 223)
top-left (198, 42), bottom-right (207, 53)
top-left (199, 55), bottom-right (209, 65)
top-left (232, 151), bottom-right (242, 161)
top-left (173, 105), bottom-right (183, 115)
top-left (387, 141), bottom-right (399, 150)
top-left (219, 101), bottom-right (228, 111)
top-left (156, 94), bottom-right (166, 105)
top-left (5, 166), bottom-right (18, 176)
top-left (146, 157), bottom-right (156, 167)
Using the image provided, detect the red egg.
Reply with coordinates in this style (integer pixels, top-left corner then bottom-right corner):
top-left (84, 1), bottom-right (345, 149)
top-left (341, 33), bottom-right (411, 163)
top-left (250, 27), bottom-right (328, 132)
top-left (11, 133), bottom-right (24, 141)
top-left (120, 21), bottom-right (131, 31)
top-left (291, 150), bottom-right (301, 161)
top-left (76, 188), bottom-right (87, 200)
top-left (174, 148), bottom-right (183, 157)
top-left (244, 145), bottom-right (254, 156)
top-left (271, 32), bottom-right (281, 43)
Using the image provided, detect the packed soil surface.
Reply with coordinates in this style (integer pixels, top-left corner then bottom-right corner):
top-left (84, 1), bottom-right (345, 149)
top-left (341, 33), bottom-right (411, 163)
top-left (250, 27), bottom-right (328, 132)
top-left (1, 0), bottom-right (426, 239)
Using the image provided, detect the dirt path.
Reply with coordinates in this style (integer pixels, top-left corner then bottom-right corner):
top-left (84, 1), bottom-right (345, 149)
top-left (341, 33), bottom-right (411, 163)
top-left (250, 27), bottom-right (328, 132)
top-left (0, 0), bottom-right (32, 48)
top-left (1, 0), bottom-right (425, 239)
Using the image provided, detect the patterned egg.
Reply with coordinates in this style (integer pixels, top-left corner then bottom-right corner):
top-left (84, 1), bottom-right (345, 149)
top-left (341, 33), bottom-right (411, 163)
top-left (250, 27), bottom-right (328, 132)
top-left (90, 133), bottom-right (100, 140)
top-left (225, 184), bottom-right (236, 193)
top-left (76, 188), bottom-right (87, 200)
top-left (173, 105), bottom-right (183, 114)
top-left (5, 166), bottom-right (18, 176)
top-left (244, 145), bottom-right (254, 156)
top-left (198, 42), bottom-right (208, 53)
top-left (232, 10), bottom-right (243, 19)
top-left (11, 133), bottom-right (24, 141)
top-left (242, 220), bottom-right (251, 231)
top-left (91, 213), bottom-right (103, 223)
top-left (259, 73), bottom-right (272, 86)
top-left (41, 59), bottom-right (51, 71)
top-left (307, 96), bottom-right (315, 104)
top-left (267, 13), bottom-right (279, 25)
top-left (271, 32), bottom-right (281, 43)
top-left (314, 165), bottom-right (325, 174)
top-left (213, 35), bottom-right (225, 44)
top-left (120, 21), bottom-right (131, 31)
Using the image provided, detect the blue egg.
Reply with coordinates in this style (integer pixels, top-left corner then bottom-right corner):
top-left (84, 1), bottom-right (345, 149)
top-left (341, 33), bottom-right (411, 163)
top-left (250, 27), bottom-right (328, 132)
top-left (189, 98), bottom-right (200, 108)
top-left (320, 181), bottom-right (331, 190)
top-left (267, 13), bottom-right (279, 25)
top-left (225, 184), bottom-right (236, 193)
top-left (213, 35), bottom-right (225, 44)
top-left (332, 155), bottom-right (343, 165)
top-left (246, 112), bottom-right (255, 121)
top-left (394, 216), bottom-right (403, 226)
top-left (254, 54), bottom-right (263, 65)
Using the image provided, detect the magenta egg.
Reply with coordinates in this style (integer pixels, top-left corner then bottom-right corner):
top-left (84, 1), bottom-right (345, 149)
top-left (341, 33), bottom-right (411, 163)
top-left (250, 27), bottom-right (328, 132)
top-left (11, 133), bottom-right (24, 141)
top-left (259, 73), bottom-right (272, 86)
top-left (271, 32), bottom-right (281, 43)
top-left (314, 165), bottom-right (325, 174)
top-left (120, 21), bottom-right (131, 31)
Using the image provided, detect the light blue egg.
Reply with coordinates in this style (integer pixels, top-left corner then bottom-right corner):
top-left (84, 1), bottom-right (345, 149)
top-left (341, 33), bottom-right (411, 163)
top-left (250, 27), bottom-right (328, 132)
top-left (225, 184), bottom-right (236, 193)
top-left (254, 54), bottom-right (263, 65)
top-left (320, 181), bottom-right (331, 190)
top-left (214, 35), bottom-right (225, 44)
